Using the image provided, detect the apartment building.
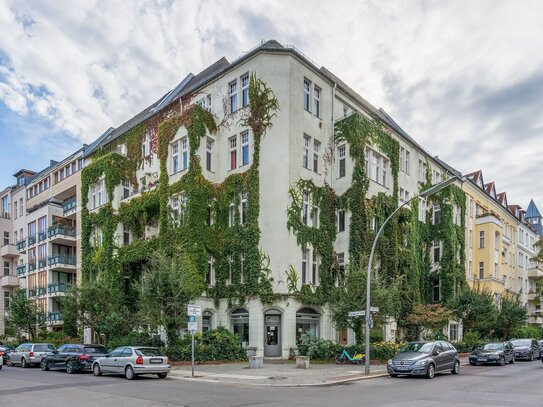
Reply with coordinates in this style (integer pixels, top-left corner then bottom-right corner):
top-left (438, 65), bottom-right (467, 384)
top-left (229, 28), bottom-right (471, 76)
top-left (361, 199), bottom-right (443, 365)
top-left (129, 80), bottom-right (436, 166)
top-left (82, 40), bottom-right (463, 356)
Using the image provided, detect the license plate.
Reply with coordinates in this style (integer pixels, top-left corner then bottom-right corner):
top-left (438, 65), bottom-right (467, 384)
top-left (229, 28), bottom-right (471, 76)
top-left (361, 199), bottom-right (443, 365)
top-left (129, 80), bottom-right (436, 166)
top-left (150, 358), bottom-right (163, 364)
top-left (479, 358), bottom-right (487, 362)
top-left (397, 366), bottom-right (409, 371)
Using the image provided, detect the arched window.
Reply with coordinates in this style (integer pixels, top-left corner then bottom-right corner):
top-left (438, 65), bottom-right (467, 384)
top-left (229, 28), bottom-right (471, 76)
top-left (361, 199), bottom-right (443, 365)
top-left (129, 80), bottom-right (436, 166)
top-left (230, 308), bottom-right (249, 348)
top-left (203, 310), bottom-right (213, 332)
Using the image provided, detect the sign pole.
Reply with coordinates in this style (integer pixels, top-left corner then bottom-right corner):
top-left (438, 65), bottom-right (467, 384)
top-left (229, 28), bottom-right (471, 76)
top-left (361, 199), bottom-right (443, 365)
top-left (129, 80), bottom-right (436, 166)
top-left (191, 330), bottom-right (195, 377)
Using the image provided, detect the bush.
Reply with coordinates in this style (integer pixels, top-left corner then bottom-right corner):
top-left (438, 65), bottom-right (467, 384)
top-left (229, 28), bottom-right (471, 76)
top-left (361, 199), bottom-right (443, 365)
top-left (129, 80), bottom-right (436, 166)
top-left (36, 330), bottom-right (80, 347)
top-left (108, 332), bottom-right (164, 351)
top-left (297, 334), bottom-right (341, 360)
top-left (451, 342), bottom-right (476, 353)
top-left (165, 327), bottom-right (246, 362)
top-left (510, 325), bottom-right (543, 340)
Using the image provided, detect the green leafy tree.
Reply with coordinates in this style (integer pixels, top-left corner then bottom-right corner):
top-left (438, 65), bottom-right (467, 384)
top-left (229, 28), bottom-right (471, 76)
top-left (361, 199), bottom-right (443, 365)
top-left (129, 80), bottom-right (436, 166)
top-left (138, 249), bottom-right (202, 345)
top-left (448, 287), bottom-right (497, 339)
top-left (6, 289), bottom-right (45, 341)
top-left (495, 294), bottom-right (527, 340)
top-left (406, 303), bottom-right (453, 339)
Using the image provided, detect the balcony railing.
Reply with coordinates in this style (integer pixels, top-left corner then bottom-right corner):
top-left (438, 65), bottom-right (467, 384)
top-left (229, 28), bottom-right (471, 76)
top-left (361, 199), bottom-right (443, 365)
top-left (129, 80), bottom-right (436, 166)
top-left (48, 312), bottom-right (63, 322)
top-left (28, 288), bottom-right (36, 297)
top-left (16, 265), bottom-right (26, 276)
top-left (16, 239), bottom-right (26, 251)
top-left (38, 286), bottom-right (47, 296)
top-left (28, 235), bottom-right (37, 246)
top-left (48, 226), bottom-right (76, 239)
top-left (28, 262), bottom-right (36, 272)
top-left (63, 198), bottom-right (77, 215)
top-left (48, 255), bottom-right (76, 267)
top-left (48, 283), bottom-right (71, 294)
top-left (38, 259), bottom-right (47, 269)
top-left (38, 231), bottom-right (47, 242)
top-left (0, 211), bottom-right (10, 220)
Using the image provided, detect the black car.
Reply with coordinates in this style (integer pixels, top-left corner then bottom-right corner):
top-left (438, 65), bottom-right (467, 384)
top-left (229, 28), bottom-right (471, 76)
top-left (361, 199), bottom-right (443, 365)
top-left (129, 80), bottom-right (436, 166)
top-left (387, 341), bottom-right (460, 379)
top-left (511, 339), bottom-right (540, 361)
top-left (469, 342), bottom-right (515, 366)
top-left (41, 344), bottom-right (108, 373)
top-left (0, 345), bottom-right (16, 365)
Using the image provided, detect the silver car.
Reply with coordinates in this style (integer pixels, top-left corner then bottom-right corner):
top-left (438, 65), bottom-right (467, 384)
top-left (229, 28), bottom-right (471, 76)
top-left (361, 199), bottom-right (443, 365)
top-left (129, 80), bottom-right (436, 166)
top-left (9, 343), bottom-right (56, 367)
top-left (92, 346), bottom-right (170, 380)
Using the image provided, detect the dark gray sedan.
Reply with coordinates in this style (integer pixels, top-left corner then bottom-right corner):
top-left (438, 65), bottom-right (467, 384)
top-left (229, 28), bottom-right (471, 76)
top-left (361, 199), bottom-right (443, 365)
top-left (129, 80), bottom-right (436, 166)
top-left (92, 346), bottom-right (170, 380)
top-left (469, 342), bottom-right (515, 365)
top-left (387, 341), bottom-right (460, 379)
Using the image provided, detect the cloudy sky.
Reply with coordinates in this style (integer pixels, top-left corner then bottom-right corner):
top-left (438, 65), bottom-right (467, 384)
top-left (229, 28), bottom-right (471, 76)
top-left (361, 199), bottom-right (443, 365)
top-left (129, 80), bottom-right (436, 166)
top-left (1, 0), bottom-right (542, 208)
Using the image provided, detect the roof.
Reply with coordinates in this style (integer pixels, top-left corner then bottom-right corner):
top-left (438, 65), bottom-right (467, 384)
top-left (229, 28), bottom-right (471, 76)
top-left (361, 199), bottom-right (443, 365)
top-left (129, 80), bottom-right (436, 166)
top-left (526, 199), bottom-right (542, 219)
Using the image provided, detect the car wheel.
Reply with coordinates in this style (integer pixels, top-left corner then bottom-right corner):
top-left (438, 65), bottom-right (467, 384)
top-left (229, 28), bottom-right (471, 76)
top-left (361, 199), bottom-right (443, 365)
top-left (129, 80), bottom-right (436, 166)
top-left (530, 352), bottom-right (534, 362)
top-left (21, 357), bottom-right (28, 368)
top-left (469, 361), bottom-right (477, 366)
top-left (451, 360), bottom-right (460, 374)
top-left (93, 363), bottom-right (102, 376)
top-left (41, 359), bottom-right (50, 371)
top-left (510, 356), bottom-right (515, 364)
top-left (426, 363), bottom-right (435, 379)
top-left (6, 357), bottom-right (12, 367)
top-left (499, 357), bottom-right (505, 366)
top-left (157, 373), bottom-right (168, 379)
top-left (66, 360), bottom-right (76, 374)
top-left (125, 366), bottom-right (136, 380)
top-left (389, 373), bottom-right (398, 378)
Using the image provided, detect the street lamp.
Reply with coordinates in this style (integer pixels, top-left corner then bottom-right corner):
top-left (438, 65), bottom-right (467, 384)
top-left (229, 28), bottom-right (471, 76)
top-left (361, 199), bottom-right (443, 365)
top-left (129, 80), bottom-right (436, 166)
top-left (364, 176), bottom-right (461, 374)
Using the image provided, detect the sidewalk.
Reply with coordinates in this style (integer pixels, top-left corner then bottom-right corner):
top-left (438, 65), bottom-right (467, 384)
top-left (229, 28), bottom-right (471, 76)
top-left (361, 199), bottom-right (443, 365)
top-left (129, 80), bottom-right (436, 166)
top-left (169, 360), bottom-right (389, 387)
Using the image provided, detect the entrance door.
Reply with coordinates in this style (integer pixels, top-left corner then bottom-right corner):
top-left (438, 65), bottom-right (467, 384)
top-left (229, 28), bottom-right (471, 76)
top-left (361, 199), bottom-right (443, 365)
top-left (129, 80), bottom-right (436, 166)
top-left (264, 314), bottom-right (281, 357)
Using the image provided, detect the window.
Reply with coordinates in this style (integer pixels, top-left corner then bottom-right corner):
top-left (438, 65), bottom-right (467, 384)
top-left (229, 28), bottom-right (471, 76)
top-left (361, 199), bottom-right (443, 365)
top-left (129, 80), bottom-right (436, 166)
top-left (479, 231), bottom-right (485, 248)
top-left (122, 180), bottom-right (131, 200)
top-left (240, 252), bottom-right (245, 283)
top-left (478, 261), bottom-right (485, 279)
top-left (303, 135), bottom-right (310, 169)
top-left (310, 195), bottom-right (319, 228)
top-left (418, 160), bottom-right (426, 182)
top-left (171, 196), bottom-right (179, 228)
top-left (400, 147), bottom-right (410, 174)
top-left (241, 74), bottom-right (249, 107)
top-left (312, 251), bottom-right (319, 285)
top-left (519, 253), bottom-right (523, 268)
top-left (226, 255), bottom-right (233, 285)
top-left (97, 180), bottom-right (105, 207)
top-left (229, 80), bottom-right (238, 113)
top-left (313, 86), bottom-right (321, 117)
top-left (433, 240), bottom-right (441, 263)
top-left (206, 254), bottom-right (215, 286)
top-left (181, 138), bottom-right (188, 171)
top-left (241, 131), bottom-right (250, 166)
top-left (367, 148), bottom-right (389, 187)
top-left (418, 198), bottom-right (427, 222)
top-left (469, 229), bottom-right (473, 248)
top-left (337, 209), bottom-right (345, 232)
top-left (432, 205), bottom-right (441, 225)
top-left (19, 198), bottom-right (22, 217)
top-left (241, 192), bottom-right (248, 225)
top-left (14, 202), bottom-right (17, 219)
top-left (172, 142), bottom-right (179, 173)
top-left (123, 224), bottom-right (130, 246)
top-left (338, 145), bottom-right (346, 178)
top-left (313, 140), bottom-right (320, 173)
top-left (229, 136), bottom-right (237, 170)
top-left (468, 261), bottom-right (473, 279)
top-left (302, 191), bottom-right (309, 226)
top-left (180, 193), bottom-right (187, 225)
top-left (400, 188), bottom-right (411, 204)
top-left (337, 252), bottom-right (345, 286)
top-left (302, 247), bottom-right (308, 284)
top-left (433, 277), bottom-right (441, 302)
top-left (303, 79), bottom-right (311, 111)
top-left (3, 231), bottom-right (9, 246)
top-left (229, 204), bottom-right (235, 227)
top-left (3, 261), bottom-right (9, 276)
top-left (432, 169), bottom-right (441, 185)
top-left (206, 138), bottom-right (213, 172)
top-left (494, 233), bottom-right (499, 250)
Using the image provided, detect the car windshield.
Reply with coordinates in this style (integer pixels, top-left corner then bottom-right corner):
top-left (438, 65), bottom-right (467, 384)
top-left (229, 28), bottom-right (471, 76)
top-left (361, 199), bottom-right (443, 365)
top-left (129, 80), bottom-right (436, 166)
top-left (34, 344), bottom-right (55, 352)
top-left (400, 342), bottom-right (433, 353)
top-left (511, 339), bottom-right (531, 347)
top-left (135, 348), bottom-right (164, 357)
top-left (478, 343), bottom-right (503, 351)
top-left (84, 346), bottom-right (108, 354)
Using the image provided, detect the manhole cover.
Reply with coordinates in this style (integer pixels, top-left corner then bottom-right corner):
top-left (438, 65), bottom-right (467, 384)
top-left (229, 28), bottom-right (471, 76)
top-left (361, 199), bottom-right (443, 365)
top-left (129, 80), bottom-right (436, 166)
top-left (268, 376), bottom-right (288, 380)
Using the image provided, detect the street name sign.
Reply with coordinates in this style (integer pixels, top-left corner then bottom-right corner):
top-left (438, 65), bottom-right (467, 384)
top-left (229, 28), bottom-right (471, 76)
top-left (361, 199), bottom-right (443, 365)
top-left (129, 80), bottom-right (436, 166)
top-left (188, 304), bottom-right (202, 317)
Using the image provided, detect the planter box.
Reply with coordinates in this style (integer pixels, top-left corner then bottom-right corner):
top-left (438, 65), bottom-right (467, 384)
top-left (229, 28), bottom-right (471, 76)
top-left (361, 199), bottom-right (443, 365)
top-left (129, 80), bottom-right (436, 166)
top-left (296, 356), bottom-right (310, 369)
top-left (248, 355), bottom-right (263, 369)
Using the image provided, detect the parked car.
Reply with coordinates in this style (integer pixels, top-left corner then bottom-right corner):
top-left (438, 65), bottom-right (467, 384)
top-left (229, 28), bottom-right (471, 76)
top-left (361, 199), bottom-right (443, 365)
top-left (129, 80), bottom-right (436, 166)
top-left (469, 342), bottom-right (515, 366)
top-left (41, 344), bottom-right (108, 374)
top-left (511, 339), bottom-right (540, 361)
top-left (92, 346), bottom-right (170, 380)
top-left (387, 341), bottom-right (460, 379)
top-left (0, 345), bottom-right (16, 365)
top-left (9, 343), bottom-right (56, 367)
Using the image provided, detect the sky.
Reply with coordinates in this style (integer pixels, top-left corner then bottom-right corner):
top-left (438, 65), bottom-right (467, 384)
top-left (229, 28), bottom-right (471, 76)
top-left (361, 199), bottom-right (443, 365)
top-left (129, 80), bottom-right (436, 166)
top-left (0, 0), bottom-right (542, 208)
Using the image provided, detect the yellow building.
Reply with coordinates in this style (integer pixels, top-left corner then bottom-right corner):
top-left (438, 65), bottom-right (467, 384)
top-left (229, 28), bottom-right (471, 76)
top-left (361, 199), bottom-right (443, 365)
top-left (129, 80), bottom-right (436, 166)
top-left (463, 171), bottom-right (520, 302)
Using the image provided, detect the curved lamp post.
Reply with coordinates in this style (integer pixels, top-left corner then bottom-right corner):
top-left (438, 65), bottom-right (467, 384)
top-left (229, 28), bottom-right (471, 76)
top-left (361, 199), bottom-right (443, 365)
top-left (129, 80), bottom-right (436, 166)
top-left (364, 176), bottom-right (461, 374)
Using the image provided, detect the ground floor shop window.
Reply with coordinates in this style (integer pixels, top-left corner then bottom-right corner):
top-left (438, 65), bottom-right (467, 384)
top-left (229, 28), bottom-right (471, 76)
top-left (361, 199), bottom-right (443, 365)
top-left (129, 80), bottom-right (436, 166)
top-left (203, 311), bottom-right (213, 332)
top-left (231, 308), bottom-right (249, 348)
top-left (296, 307), bottom-right (320, 342)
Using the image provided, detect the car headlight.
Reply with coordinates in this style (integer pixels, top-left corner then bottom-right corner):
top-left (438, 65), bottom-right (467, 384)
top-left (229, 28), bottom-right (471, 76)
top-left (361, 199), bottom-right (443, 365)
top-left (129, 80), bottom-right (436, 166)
top-left (387, 359), bottom-right (393, 365)
top-left (415, 359), bottom-right (428, 366)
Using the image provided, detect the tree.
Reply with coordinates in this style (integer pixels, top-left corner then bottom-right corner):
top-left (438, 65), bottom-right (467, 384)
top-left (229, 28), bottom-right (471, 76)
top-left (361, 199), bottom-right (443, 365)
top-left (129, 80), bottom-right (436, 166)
top-left (448, 287), bottom-right (497, 339)
top-left (138, 249), bottom-right (202, 345)
top-left (406, 304), bottom-right (453, 339)
top-left (6, 289), bottom-right (45, 341)
top-left (330, 264), bottom-right (402, 344)
top-left (495, 294), bottom-right (527, 340)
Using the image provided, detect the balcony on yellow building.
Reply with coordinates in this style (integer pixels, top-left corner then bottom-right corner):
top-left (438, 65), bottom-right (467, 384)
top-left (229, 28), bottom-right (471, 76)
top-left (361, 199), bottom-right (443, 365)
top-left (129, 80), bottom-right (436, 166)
top-left (475, 212), bottom-right (503, 228)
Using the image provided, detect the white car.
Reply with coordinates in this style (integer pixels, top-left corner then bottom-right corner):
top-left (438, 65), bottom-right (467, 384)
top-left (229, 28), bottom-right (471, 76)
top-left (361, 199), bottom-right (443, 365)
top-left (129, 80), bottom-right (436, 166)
top-left (92, 346), bottom-right (170, 380)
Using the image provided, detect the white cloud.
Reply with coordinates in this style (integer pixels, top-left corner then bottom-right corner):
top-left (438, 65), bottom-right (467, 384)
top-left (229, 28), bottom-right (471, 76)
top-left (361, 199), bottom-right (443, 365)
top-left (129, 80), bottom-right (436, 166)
top-left (1, 0), bottom-right (543, 206)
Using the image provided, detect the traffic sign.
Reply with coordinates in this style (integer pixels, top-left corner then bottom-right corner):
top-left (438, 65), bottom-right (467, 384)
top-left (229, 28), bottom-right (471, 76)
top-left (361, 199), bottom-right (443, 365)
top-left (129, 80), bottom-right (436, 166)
top-left (370, 307), bottom-right (379, 313)
top-left (188, 315), bottom-right (196, 323)
top-left (348, 310), bottom-right (366, 317)
top-left (188, 304), bottom-right (202, 316)
top-left (188, 321), bottom-right (198, 331)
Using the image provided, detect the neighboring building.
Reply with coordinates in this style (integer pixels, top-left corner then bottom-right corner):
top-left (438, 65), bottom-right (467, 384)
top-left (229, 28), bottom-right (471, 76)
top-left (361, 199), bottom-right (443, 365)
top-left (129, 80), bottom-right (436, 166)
top-left (525, 199), bottom-right (543, 236)
top-left (81, 40), bottom-right (464, 355)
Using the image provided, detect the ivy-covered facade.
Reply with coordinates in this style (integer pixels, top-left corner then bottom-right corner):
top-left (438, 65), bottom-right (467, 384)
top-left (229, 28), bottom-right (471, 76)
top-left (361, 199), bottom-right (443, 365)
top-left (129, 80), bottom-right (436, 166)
top-left (77, 41), bottom-right (466, 355)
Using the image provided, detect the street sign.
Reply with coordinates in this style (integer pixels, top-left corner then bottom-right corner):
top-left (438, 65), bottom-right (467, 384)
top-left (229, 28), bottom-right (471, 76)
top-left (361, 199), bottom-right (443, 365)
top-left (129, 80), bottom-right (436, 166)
top-left (348, 310), bottom-right (366, 317)
top-left (370, 307), bottom-right (379, 313)
top-left (188, 315), bottom-right (196, 322)
top-left (188, 304), bottom-right (202, 316)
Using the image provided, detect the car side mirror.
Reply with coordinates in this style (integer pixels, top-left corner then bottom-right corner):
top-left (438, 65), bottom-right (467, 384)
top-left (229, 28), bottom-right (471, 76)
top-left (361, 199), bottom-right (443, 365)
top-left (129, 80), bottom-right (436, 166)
top-left (52, 350), bottom-right (58, 354)
top-left (433, 349), bottom-right (440, 356)
top-left (105, 354), bottom-right (110, 358)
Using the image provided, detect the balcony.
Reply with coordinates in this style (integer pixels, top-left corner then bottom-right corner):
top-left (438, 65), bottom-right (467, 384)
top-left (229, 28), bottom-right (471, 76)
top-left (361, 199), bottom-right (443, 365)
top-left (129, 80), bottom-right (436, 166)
top-left (528, 266), bottom-right (543, 279)
top-left (528, 291), bottom-right (539, 301)
top-left (1, 243), bottom-right (18, 258)
top-left (48, 255), bottom-right (76, 271)
top-left (16, 264), bottom-right (26, 276)
top-left (48, 312), bottom-right (63, 322)
top-left (38, 231), bottom-right (47, 242)
top-left (528, 314), bottom-right (543, 325)
top-left (38, 286), bottom-right (47, 296)
top-left (48, 226), bottom-right (76, 246)
top-left (48, 282), bottom-right (72, 295)
top-left (63, 198), bottom-right (77, 218)
top-left (0, 275), bottom-right (19, 288)
top-left (28, 288), bottom-right (36, 297)
top-left (0, 211), bottom-right (10, 220)
top-left (28, 235), bottom-right (37, 247)
top-left (476, 213), bottom-right (503, 228)
top-left (28, 262), bottom-right (36, 272)
top-left (38, 259), bottom-right (47, 269)
top-left (16, 239), bottom-right (26, 253)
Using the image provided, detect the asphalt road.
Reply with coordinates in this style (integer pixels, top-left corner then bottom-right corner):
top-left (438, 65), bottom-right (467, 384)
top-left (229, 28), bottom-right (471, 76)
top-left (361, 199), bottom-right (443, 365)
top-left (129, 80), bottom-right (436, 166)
top-left (1, 360), bottom-right (543, 406)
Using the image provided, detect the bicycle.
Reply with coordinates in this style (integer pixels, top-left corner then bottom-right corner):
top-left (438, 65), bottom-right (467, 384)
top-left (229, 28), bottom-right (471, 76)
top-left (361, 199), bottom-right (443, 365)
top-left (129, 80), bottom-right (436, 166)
top-left (335, 347), bottom-right (365, 365)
